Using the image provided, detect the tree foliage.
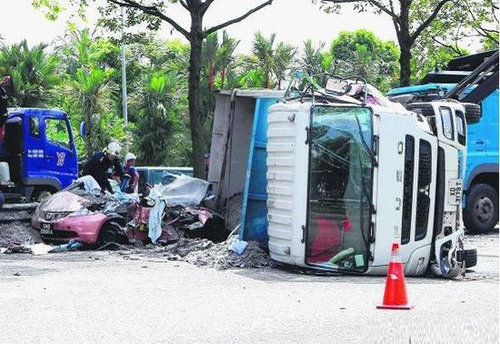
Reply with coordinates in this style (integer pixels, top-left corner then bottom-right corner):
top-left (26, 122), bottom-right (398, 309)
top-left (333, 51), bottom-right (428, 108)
top-left (329, 29), bottom-right (399, 91)
top-left (0, 40), bottom-right (59, 107)
top-left (318, 0), bottom-right (462, 86)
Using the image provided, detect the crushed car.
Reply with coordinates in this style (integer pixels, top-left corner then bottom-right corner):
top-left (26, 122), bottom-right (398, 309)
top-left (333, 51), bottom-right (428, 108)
top-left (31, 174), bottom-right (228, 248)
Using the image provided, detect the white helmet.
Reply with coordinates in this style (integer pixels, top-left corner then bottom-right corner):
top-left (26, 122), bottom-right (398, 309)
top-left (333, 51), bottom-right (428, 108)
top-left (106, 141), bottom-right (122, 156)
top-left (125, 152), bottom-right (137, 161)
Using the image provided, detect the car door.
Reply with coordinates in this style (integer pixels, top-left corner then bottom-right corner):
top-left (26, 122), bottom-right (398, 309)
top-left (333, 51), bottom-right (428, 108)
top-left (42, 117), bottom-right (78, 187)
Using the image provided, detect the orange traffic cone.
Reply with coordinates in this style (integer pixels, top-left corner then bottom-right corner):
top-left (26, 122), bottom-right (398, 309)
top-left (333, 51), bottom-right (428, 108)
top-left (377, 243), bottom-right (414, 310)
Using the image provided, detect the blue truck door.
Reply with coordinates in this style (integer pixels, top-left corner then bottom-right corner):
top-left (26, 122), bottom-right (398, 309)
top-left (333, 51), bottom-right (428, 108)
top-left (42, 117), bottom-right (78, 188)
top-left (24, 113), bottom-right (46, 179)
top-left (485, 90), bottom-right (499, 157)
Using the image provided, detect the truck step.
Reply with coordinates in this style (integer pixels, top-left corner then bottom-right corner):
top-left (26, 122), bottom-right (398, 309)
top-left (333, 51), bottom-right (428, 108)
top-left (0, 213), bottom-right (32, 223)
top-left (0, 203), bottom-right (39, 212)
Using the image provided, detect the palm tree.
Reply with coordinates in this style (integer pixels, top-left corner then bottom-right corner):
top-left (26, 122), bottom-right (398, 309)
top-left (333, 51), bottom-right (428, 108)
top-left (252, 32), bottom-right (296, 89)
top-left (0, 40), bottom-right (59, 107)
top-left (133, 71), bottom-right (183, 165)
top-left (202, 33), bottom-right (219, 91)
top-left (217, 31), bottom-right (240, 89)
top-left (273, 42), bottom-right (296, 89)
top-left (70, 67), bottom-right (117, 155)
top-left (302, 40), bottom-right (326, 78)
top-left (252, 32), bottom-right (276, 88)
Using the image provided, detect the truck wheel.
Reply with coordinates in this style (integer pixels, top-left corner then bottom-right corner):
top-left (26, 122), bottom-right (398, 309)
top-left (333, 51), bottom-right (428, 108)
top-left (464, 183), bottom-right (499, 234)
top-left (457, 249), bottom-right (477, 268)
top-left (463, 103), bottom-right (481, 124)
top-left (407, 103), bottom-right (435, 117)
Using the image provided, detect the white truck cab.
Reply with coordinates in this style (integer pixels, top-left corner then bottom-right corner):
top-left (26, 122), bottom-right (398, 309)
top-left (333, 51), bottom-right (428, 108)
top-left (267, 79), bottom-right (476, 278)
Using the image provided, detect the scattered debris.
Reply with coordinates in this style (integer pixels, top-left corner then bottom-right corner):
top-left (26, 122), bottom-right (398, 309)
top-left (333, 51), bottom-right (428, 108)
top-left (96, 242), bottom-right (129, 251)
top-left (224, 193), bottom-right (242, 233)
top-left (4, 244), bottom-right (32, 254)
top-left (30, 243), bottom-right (53, 255)
top-left (135, 237), bottom-right (274, 270)
top-left (48, 240), bottom-right (83, 253)
top-left (229, 238), bottom-right (248, 255)
top-left (0, 222), bottom-right (41, 247)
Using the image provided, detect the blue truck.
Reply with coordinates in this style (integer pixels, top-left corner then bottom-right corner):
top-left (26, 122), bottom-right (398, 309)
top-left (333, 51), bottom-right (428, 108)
top-left (387, 50), bottom-right (499, 233)
top-left (0, 108), bottom-right (78, 203)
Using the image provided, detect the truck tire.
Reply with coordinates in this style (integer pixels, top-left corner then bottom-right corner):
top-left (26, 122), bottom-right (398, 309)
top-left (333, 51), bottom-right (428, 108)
top-left (463, 103), bottom-right (481, 124)
top-left (464, 183), bottom-right (499, 234)
top-left (407, 103), bottom-right (435, 117)
top-left (457, 249), bottom-right (477, 269)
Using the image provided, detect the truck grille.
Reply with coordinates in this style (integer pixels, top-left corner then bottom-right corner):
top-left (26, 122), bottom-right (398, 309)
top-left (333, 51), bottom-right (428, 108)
top-left (416, 140), bottom-right (432, 241)
top-left (42, 212), bottom-right (72, 221)
top-left (401, 135), bottom-right (414, 245)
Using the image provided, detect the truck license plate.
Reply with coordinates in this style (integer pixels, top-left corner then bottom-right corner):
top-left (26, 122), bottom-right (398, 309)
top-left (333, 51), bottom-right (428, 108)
top-left (40, 223), bottom-right (53, 235)
top-left (448, 179), bottom-right (463, 206)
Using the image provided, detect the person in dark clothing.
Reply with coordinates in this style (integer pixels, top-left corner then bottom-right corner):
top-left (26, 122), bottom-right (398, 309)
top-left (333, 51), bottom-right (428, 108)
top-left (0, 76), bottom-right (11, 118)
top-left (82, 142), bottom-right (124, 193)
top-left (0, 76), bottom-right (12, 141)
top-left (122, 152), bottom-right (139, 194)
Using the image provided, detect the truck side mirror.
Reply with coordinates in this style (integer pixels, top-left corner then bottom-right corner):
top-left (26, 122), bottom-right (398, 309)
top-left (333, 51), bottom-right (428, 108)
top-left (79, 121), bottom-right (86, 137)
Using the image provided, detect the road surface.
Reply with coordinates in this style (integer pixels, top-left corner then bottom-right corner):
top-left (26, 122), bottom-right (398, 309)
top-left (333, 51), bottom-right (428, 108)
top-left (0, 230), bottom-right (498, 343)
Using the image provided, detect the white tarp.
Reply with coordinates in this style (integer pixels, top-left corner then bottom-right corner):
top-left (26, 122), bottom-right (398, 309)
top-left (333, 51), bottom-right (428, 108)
top-left (154, 175), bottom-right (210, 207)
top-left (74, 175), bottom-right (102, 192)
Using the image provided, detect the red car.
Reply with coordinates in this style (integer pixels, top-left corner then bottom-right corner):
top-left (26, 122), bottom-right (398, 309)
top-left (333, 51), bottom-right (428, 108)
top-left (31, 190), bottom-right (126, 246)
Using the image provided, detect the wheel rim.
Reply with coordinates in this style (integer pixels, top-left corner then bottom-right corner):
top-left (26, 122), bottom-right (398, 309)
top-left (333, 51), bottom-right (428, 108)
top-left (475, 196), bottom-right (494, 223)
top-left (101, 229), bottom-right (117, 244)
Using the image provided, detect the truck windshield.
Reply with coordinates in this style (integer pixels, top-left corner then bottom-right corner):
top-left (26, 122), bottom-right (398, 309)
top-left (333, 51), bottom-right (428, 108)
top-left (306, 106), bottom-right (373, 272)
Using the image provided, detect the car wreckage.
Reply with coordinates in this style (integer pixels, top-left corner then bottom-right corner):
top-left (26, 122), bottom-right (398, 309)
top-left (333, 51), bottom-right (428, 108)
top-left (31, 175), bottom-right (228, 247)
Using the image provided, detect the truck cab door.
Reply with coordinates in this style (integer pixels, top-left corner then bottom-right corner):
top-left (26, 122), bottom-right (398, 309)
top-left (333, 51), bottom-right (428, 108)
top-left (42, 117), bottom-right (78, 188)
top-left (484, 90), bottom-right (499, 158)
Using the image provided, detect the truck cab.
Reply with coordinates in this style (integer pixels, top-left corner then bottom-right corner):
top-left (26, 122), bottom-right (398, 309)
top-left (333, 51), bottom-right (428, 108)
top-left (266, 79), bottom-right (475, 278)
top-left (388, 50), bottom-right (499, 233)
top-left (0, 108), bottom-right (78, 202)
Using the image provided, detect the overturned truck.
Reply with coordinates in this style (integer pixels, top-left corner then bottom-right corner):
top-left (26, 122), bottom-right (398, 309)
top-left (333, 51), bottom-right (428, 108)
top-left (210, 78), bottom-right (477, 278)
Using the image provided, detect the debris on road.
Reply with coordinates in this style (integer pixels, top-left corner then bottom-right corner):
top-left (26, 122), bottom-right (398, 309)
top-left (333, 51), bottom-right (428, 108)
top-left (48, 240), bottom-right (83, 253)
top-left (129, 237), bottom-right (274, 270)
top-left (0, 221), bottom-right (41, 247)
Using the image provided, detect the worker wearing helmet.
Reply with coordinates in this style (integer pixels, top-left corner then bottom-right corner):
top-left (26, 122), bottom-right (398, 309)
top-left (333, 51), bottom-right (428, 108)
top-left (82, 141), bottom-right (124, 193)
top-left (122, 152), bottom-right (139, 194)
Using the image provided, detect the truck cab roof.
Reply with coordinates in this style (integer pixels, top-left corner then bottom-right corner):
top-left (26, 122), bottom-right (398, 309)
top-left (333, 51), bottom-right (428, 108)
top-left (7, 107), bottom-right (67, 119)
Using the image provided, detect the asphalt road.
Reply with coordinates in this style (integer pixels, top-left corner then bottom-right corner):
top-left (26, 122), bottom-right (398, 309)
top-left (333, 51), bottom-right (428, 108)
top-left (0, 230), bottom-right (498, 344)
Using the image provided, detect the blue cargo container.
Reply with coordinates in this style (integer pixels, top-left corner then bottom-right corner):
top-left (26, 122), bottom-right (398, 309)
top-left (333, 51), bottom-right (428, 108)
top-left (208, 90), bottom-right (283, 246)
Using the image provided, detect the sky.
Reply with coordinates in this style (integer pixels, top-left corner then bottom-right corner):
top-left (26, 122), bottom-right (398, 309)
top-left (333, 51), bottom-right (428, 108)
top-left (1, 0), bottom-right (399, 53)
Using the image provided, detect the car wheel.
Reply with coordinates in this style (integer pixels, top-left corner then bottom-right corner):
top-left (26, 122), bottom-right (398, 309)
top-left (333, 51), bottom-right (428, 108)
top-left (457, 249), bottom-right (477, 268)
top-left (97, 222), bottom-right (120, 247)
top-left (464, 183), bottom-right (499, 234)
